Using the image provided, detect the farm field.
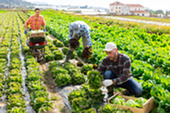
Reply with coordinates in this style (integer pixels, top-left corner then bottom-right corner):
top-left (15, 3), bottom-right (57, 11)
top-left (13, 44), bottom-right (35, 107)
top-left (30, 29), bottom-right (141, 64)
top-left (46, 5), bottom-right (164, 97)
top-left (0, 9), bottom-right (169, 113)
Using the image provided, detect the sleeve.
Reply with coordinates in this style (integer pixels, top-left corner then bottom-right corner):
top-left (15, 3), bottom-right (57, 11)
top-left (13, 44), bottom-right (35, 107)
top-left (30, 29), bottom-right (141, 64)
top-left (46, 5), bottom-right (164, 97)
top-left (98, 58), bottom-right (107, 76)
top-left (84, 29), bottom-right (92, 46)
top-left (25, 17), bottom-right (31, 27)
top-left (68, 25), bottom-right (73, 40)
top-left (112, 58), bottom-right (131, 86)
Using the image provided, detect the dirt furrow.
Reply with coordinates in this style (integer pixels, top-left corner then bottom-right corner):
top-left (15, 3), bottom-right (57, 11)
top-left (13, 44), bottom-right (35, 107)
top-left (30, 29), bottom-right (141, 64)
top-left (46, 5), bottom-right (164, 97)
top-left (39, 61), bottom-right (68, 113)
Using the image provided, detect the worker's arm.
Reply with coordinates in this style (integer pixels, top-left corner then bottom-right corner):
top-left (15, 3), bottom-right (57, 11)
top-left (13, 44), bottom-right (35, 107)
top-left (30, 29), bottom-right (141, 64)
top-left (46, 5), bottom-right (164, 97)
top-left (25, 17), bottom-right (31, 31)
top-left (102, 58), bottom-right (131, 87)
top-left (68, 25), bottom-right (73, 39)
top-left (24, 17), bottom-right (32, 34)
top-left (25, 23), bottom-right (28, 31)
top-left (98, 58), bottom-right (107, 76)
top-left (83, 27), bottom-right (92, 46)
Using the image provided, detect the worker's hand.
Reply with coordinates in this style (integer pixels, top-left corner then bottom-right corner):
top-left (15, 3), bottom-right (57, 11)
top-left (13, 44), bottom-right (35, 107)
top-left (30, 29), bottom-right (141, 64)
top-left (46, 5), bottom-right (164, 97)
top-left (69, 38), bottom-right (80, 49)
top-left (87, 46), bottom-right (92, 52)
top-left (24, 30), bottom-right (27, 34)
top-left (43, 29), bottom-right (46, 32)
top-left (82, 46), bottom-right (93, 59)
top-left (102, 80), bottom-right (113, 87)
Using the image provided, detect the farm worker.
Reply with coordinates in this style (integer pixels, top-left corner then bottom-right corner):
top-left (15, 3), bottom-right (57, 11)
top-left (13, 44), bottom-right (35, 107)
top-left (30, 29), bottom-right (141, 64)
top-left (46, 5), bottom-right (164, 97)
top-left (98, 42), bottom-right (142, 97)
top-left (24, 8), bottom-right (46, 34)
top-left (64, 21), bottom-right (93, 63)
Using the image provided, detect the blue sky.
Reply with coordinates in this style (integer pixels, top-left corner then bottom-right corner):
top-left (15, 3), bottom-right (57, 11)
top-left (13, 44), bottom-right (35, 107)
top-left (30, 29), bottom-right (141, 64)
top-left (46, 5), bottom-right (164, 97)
top-left (24, 0), bottom-right (170, 11)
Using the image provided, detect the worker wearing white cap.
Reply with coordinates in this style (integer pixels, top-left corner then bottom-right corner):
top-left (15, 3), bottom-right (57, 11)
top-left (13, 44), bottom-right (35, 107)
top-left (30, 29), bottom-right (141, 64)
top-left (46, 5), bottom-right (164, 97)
top-left (98, 42), bottom-right (142, 97)
top-left (64, 21), bottom-right (93, 63)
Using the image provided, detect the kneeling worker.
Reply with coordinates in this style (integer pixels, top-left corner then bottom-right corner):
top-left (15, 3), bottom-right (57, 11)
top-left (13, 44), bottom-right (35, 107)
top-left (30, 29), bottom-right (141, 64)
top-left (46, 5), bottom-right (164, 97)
top-left (98, 42), bottom-right (143, 97)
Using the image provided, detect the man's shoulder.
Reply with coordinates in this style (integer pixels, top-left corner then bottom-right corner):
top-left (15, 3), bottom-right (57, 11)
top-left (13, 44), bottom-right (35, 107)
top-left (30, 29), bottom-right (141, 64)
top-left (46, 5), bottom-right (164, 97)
top-left (39, 15), bottom-right (44, 18)
top-left (119, 53), bottom-right (130, 60)
top-left (29, 15), bottom-right (35, 18)
top-left (102, 57), bottom-right (109, 62)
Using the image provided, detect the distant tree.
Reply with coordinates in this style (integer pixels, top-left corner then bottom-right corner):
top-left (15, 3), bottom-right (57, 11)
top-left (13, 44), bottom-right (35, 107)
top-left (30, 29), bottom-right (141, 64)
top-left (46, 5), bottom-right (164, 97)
top-left (166, 11), bottom-right (170, 15)
top-left (0, 0), bottom-right (32, 8)
top-left (145, 9), bottom-right (154, 14)
top-left (155, 10), bottom-right (164, 14)
top-left (145, 9), bottom-right (160, 15)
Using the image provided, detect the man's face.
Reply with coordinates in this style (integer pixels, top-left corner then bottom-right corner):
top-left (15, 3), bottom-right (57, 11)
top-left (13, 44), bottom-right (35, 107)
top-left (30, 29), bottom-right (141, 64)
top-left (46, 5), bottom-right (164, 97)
top-left (73, 33), bottom-right (80, 38)
top-left (35, 10), bottom-right (40, 16)
top-left (106, 49), bottom-right (117, 60)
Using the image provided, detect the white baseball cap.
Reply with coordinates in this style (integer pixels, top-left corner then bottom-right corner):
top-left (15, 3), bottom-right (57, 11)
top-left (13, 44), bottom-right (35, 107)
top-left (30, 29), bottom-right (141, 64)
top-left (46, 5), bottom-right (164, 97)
top-left (72, 23), bottom-right (80, 34)
top-left (103, 42), bottom-right (117, 51)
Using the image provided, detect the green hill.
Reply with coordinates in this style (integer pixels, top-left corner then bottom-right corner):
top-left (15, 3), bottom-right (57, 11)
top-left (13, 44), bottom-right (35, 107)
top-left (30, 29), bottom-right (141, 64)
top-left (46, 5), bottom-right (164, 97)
top-left (0, 0), bottom-right (32, 7)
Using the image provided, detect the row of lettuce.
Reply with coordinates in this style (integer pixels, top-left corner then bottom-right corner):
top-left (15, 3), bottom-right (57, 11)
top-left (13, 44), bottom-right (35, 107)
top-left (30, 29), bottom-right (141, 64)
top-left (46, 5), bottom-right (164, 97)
top-left (27, 10), bottom-right (169, 113)
top-left (19, 11), bottom-right (54, 112)
top-left (0, 11), bottom-right (13, 112)
top-left (0, 11), bottom-right (27, 113)
top-left (0, 11), bottom-right (53, 112)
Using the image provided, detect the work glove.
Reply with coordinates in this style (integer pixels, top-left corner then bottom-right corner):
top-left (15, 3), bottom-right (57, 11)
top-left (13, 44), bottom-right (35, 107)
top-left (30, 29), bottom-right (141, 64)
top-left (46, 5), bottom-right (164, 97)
top-left (69, 38), bottom-right (80, 49)
top-left (102, 79), bottom-right (113, 87)
top-left (24, 30), bottom-right (27, 34)
top-left (82, 46), bottom-right (93, 59)
top-left (43, 29), bottom-right (46, 32)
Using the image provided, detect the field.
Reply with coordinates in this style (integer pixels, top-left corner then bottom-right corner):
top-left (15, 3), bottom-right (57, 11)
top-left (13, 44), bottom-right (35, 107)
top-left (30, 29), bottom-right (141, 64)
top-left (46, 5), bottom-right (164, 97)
top-left (0, 9), bottom-right (169, 113)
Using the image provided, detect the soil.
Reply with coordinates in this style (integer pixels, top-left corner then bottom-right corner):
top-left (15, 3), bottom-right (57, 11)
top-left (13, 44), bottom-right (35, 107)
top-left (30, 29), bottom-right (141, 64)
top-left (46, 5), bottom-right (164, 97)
top-left (38, 35), bottom-right (83, 113)
top-left (39, 61), bottom-right (68, 113)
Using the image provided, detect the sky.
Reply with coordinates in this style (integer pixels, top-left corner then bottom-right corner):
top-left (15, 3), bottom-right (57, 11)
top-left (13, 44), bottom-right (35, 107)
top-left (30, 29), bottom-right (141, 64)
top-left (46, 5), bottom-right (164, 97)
top-left (24, 0), bottom-right (170, 11)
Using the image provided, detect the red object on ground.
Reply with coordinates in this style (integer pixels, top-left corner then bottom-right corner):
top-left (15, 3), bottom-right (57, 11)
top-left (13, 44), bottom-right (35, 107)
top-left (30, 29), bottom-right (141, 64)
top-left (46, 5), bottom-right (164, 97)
top-left (30, 41), bottom-right (45, 46)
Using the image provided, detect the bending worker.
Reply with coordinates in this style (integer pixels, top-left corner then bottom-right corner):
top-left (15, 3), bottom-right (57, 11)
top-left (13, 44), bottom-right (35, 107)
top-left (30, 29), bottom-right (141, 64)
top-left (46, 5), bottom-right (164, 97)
top-left (64, 21), bottom-right (93, 63)
top-left (98, 42), bottom-right (143, 97)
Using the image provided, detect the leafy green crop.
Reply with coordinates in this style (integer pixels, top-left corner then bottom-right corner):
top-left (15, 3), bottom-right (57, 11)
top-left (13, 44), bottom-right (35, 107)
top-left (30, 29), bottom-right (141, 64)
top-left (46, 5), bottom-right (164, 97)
top-left (71, 73), bottom-right (85, 85)
top-left (53, 39), bottom-right (64, 47)
top-left (51, 66), bottom-right (68, 78)
top-left (53, 49), bottom-right (64, 60)
top-left (62, 47), bottom-right (69, 55)
top-left (31, 97), bottom-right (52, 112)
top-left (79, 108), bottom-right (96, 113)
top-left (87, 70), bottom-right (103, 89)
top-left (7, 107), bottom-right (26, 113)
top-left (81, 64), bottom-right (93, 74)
top-left (54, 73), bottom-right (71, 87)
top-left (125, 99), bottom-right (138, 107)
top-left (135, 97), bottom-right (147, 108)
top-left (7, 94), bottom-right (26, 109)
top-left (68, 89), bottom-right (85, 104)
top-left (71, 97), bottom-right (92, 112)
top-left (64, 63), bottom-right (80, 75)
top-left (49, 61), bottom-right (62, 70)
top-left (111, 96), bottom-right (125, 105)
top-left (99, 104), bottom-right (132, 113)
